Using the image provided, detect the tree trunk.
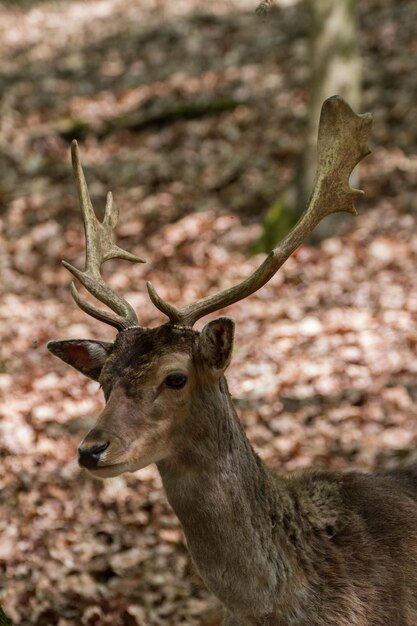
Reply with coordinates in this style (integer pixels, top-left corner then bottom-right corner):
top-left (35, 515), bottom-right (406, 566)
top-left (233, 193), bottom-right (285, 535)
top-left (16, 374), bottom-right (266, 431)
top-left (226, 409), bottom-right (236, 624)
top-left (298, 0), bottom-right (361, 241)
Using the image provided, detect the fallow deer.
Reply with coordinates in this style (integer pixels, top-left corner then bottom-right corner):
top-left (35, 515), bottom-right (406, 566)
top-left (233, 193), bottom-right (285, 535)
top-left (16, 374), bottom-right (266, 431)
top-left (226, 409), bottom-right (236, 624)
top-left (48, 97), bottom-right (417, 626)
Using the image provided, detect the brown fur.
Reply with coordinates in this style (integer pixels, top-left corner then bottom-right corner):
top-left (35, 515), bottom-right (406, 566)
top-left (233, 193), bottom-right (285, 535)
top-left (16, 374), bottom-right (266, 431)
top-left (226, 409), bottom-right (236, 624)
top-left (48, 322), bottom-right (417, 626)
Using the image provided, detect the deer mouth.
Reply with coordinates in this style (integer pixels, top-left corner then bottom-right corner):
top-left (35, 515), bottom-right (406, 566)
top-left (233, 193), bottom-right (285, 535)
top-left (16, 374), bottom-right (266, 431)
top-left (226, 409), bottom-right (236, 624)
top-left (85, 462), bottom-right (131, 479)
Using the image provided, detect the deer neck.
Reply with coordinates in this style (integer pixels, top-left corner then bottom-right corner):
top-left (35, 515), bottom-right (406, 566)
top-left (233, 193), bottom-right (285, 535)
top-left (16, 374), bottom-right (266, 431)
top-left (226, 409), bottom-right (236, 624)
top-left (157, 377), bottom-right (296, 619)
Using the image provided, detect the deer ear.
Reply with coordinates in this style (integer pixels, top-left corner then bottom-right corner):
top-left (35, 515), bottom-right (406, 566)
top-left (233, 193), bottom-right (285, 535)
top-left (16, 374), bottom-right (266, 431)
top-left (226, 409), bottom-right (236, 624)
top-left (199, 317), bottom-right (235, 372)
top-left (47, 339), bottom-right (113, 381)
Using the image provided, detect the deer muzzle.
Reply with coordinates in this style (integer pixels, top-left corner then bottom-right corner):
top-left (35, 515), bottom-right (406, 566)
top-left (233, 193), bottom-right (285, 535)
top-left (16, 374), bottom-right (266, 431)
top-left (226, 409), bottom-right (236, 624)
top-left (77, 421), bottom-right (132, 477)
top-left (78, 439), bottom-right (109, 469)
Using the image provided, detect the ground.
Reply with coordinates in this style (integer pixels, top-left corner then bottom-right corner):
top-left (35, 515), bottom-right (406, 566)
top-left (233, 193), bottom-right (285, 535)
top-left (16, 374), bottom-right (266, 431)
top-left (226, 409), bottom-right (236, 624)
top-left (1, 0), bottom-right (417, 624)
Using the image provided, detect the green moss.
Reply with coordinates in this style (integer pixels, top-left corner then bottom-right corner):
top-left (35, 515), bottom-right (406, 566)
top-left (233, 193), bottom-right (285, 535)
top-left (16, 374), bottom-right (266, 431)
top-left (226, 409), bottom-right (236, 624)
top-left (251, 197), bottom-right (298, 254)
top-left (0, 606), bottom-right (13, 626)
top-left (51, 117), bottom-right (90, 141)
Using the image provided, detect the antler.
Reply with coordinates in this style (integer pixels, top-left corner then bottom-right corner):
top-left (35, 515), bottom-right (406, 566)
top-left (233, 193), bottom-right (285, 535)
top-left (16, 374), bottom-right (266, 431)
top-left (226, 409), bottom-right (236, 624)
top-left (147, 96), bottom-right (372, 327)
top-left (63, 140), bottom-right (145, 331)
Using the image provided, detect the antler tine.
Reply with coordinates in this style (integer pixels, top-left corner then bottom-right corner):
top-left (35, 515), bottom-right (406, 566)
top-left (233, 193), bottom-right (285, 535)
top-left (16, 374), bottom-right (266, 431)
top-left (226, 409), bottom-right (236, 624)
top-left (63, 140), bottom-right (146, 331)
top-left (147, 96), bottom-right (372, 327)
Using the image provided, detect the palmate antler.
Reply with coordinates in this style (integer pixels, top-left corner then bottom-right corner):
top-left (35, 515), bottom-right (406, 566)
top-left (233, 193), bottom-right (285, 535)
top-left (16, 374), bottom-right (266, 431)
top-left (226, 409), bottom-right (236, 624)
top-left (64, 141), bottom-right (145, 331)
top-left (64, 96), bottom-right (372, 330)
top-left (147, 96), bottom-right (372, 327)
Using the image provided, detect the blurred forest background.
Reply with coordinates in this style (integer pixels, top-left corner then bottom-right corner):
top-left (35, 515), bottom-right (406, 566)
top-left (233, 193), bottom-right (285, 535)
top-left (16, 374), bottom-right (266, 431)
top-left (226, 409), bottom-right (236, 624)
top-left (1, 0), bottom-right (417, 624)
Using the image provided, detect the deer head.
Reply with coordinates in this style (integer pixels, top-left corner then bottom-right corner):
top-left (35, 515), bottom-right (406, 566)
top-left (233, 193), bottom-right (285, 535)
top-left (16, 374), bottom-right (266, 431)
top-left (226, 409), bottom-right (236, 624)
top-left (48, 96), bottom-right (372, 479)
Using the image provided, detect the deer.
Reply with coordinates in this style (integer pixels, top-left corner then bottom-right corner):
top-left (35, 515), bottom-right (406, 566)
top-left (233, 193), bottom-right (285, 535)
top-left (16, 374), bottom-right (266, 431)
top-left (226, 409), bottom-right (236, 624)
top-left (47, 96), bottom-right (417, 626)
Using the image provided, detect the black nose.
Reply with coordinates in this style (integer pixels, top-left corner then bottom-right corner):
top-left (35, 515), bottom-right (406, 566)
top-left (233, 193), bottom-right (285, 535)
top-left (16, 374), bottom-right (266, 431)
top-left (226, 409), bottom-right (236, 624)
top-left (78, 441), bottom-right (109, 469)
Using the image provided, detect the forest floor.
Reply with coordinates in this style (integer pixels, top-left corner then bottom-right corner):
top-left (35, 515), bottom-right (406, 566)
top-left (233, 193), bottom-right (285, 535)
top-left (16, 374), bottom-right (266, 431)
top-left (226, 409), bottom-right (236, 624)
top-left (1, 0), bottom-right (417, 624)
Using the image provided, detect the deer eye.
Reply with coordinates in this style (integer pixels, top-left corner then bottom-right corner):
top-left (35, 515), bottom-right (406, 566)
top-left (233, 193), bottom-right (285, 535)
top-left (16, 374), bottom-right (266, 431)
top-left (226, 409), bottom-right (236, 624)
top-left (165, 373), bottom-right (187, 389)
